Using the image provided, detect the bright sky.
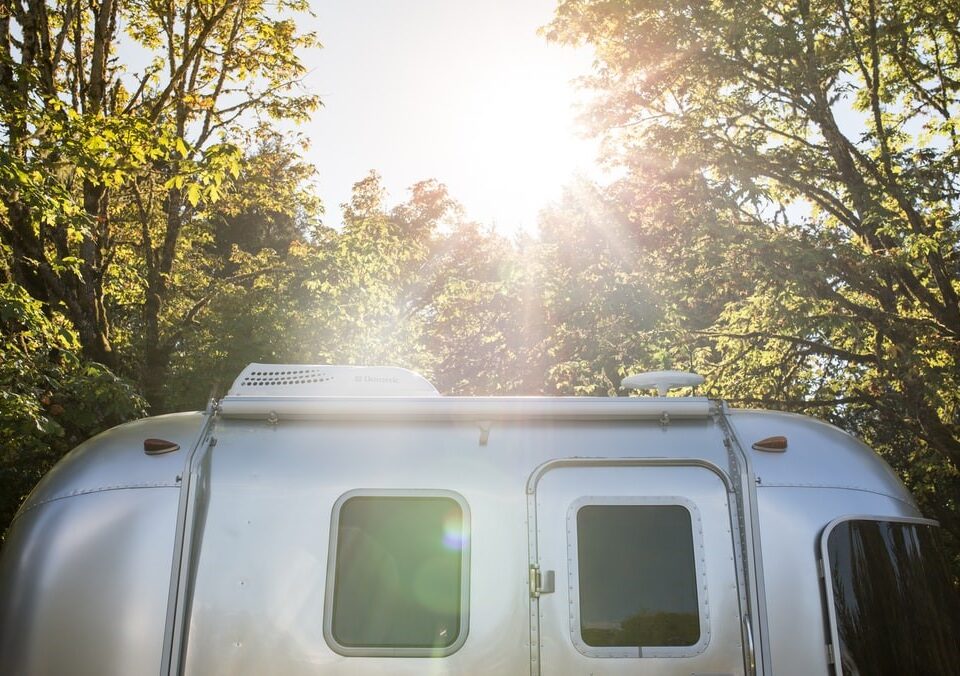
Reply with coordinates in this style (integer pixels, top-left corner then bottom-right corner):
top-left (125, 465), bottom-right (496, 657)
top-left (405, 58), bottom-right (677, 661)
top-left (302, 0), bottom-right (600, 234)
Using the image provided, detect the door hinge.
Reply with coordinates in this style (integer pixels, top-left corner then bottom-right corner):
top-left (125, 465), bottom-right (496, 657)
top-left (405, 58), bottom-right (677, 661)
top-left (529, 564), bottom-right (555, 598)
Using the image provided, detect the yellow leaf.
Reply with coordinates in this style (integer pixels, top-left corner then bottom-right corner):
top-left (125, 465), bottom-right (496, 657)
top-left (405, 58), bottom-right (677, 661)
top-left (186, 183), bottom-right (201, 207)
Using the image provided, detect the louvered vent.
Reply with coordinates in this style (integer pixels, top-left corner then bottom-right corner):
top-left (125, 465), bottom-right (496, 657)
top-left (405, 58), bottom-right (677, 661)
top-left (238, 367), bottom-right (334, 388)
top-left (225, 363), bottom-right (439, 397)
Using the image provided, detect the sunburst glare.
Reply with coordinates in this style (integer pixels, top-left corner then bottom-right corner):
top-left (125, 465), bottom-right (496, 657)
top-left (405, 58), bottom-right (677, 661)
top-left (307, 0), bottom-right (600, 235)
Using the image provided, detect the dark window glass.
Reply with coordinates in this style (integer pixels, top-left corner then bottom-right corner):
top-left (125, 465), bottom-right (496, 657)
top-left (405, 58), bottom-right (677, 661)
top-left (331, 496), bottom-right (464, 649)
top-left (827, 520), bottom-right (960, 676)
top-left (577, 504), bottom-right (700, 647)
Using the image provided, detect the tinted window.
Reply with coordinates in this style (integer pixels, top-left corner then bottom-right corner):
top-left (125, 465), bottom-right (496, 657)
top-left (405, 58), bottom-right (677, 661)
top-left (330, 496), bottom-right (465, 650)
top-left (577, 504), bottom-right (700, 647)
top-left (827, 520), bottom-right (960, 676)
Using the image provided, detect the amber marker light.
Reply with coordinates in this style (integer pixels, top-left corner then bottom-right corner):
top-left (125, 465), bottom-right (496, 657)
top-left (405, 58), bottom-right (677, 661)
top-left (144, 438), bottom-right (180, 455)
top-left (751, 436), bottom-right (788, 453)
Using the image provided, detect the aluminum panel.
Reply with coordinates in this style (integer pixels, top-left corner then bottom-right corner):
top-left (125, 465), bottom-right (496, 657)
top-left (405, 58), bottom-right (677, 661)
top-left (755, 486), bottom-right (919, 676)
top-left (0, 487), bottom-right (180, 675)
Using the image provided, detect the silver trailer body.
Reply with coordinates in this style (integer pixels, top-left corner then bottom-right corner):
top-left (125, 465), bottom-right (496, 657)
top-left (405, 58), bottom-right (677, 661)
top-left (1, 365), bottom-right (956, 675)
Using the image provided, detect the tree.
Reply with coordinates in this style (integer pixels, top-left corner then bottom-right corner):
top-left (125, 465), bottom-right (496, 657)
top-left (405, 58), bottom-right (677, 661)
top-left (0, 0), bottom-right (319, 408)
top-left (417, 218), bottom-right (534, 395)
top-left (547, 0), bottom-right (960, 568)
top-left (535, 180), bottom-right (662, 395)
top-left (0, 280), bottom-right (144, 537)
top-left (152, 133), bottom-right (323, 410)
top-left (292, 172), bottom-right (436, 368)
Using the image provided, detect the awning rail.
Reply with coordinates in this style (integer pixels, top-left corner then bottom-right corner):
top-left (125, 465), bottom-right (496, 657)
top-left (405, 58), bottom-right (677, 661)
top-left (217, 395), bottom-right (718, 421)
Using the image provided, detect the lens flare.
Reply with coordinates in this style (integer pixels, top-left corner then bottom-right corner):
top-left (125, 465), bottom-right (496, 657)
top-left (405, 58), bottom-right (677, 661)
top-left (442, 513), bottom-right (467, 550)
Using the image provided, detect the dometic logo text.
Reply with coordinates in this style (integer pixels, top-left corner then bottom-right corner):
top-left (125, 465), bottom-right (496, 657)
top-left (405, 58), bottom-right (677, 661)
top-left (355, 375), bottom-right (400, 384)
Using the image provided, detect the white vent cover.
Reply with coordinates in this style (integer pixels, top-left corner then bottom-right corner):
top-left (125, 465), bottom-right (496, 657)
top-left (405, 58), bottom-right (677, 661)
top-left (621, 370), bottom-right (705, 396)
top-left (226, 364), bottom-right (439, 397)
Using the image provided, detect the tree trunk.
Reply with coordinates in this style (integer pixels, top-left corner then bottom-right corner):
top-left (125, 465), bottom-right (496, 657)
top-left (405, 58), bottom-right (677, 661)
top-left (141, 341), bottom-right (173, 413)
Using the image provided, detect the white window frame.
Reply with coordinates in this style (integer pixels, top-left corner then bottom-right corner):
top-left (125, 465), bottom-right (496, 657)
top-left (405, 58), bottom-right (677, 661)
top-left (323, 488), bottom-right (471, 657)
top-left (566, 495), bottom-right (711, 658)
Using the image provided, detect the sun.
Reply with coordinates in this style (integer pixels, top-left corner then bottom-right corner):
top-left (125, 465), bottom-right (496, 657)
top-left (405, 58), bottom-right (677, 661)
top-left (450, 52), bottom-right (600, 235)
top-left (305, 0), bottom-right (601, 237)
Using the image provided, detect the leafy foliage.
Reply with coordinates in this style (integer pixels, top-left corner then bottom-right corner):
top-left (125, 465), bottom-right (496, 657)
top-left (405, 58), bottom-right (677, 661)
top-left (0, 0), bottom-right (320, 409)
top-left (536, 181), bottom-right (663, 395)
top-left (547, 0), bottom-right (960, 571)
top-left (0, 282), bottom-right (144, 532)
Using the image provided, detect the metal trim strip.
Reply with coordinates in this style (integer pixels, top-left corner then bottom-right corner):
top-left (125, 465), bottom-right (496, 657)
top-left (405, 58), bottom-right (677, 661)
top-left (526, 457), bottom-right (734, 495)
top-left (218, 396), bottom-right (717, 421)
top-left (159, 411), bottom-right (218, 676)
top-left (718, 403), bottom-right (772, 676)
top-left (11, 483), bottom-right (180, 522)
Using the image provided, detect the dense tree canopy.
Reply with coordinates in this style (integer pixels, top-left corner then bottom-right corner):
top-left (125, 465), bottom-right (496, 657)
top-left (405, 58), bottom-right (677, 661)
top-left (0, 0), bottom-right (319, 408)
top-left (546, 0), bottom-right (960, 566)
top-left (0, 281), bottom-right (144, 529)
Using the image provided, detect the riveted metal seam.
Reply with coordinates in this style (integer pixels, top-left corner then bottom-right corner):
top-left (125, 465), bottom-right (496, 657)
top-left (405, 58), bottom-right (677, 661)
top-left (12, 483), bottom-right (180, 522)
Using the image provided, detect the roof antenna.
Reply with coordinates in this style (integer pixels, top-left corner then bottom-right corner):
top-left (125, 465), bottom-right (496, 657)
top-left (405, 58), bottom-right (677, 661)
top-left (621, 370), bottom-right (705, 397)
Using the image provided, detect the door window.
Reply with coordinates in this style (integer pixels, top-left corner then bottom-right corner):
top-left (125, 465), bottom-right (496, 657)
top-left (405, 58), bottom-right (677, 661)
top-left (569, 497), bottom-right (709, 657)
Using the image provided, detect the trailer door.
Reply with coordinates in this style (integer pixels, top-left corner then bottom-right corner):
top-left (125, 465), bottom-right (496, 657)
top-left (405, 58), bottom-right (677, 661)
top-left (529, 460), bottom-right (747, 676)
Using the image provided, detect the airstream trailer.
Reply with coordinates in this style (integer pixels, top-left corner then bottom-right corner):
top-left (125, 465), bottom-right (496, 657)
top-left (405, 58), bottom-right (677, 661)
top-left (1, 364), bottom-right (957, 675)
